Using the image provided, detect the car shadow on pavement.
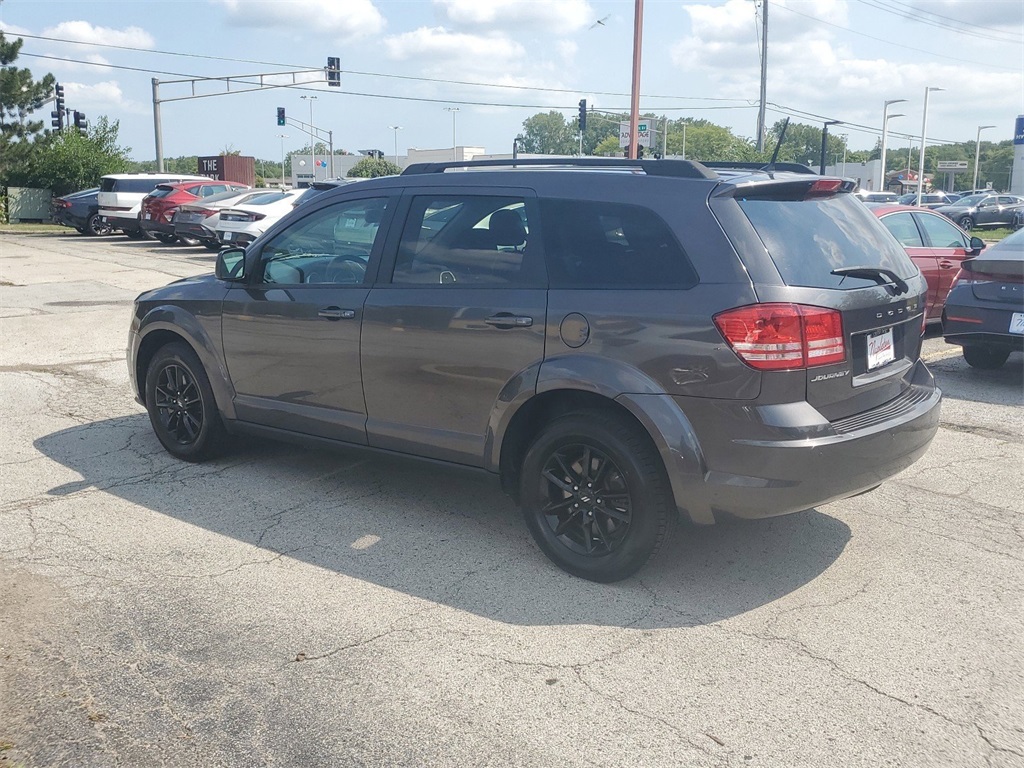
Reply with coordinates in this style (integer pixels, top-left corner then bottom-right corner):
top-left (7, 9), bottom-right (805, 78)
top-left (34, 414), bottom-right (851, 629)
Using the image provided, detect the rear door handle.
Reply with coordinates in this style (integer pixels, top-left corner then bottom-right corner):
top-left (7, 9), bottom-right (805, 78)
top-left (318, 306), bottom-right (356, 320)
top-left (485, 313), bottom-right (533, 328)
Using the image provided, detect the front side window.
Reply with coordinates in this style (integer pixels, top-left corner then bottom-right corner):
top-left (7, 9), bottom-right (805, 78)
top-left (916, 213), bottom-right (967, 249)
top-left (258, 198), bottom-right (388, 286)
top-left (539, 198), bottom-right (697, 289)
top-left (391, 195), bottom-right (540, 286)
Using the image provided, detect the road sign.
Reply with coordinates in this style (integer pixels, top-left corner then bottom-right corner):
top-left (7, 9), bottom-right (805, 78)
top-left (936, 161), bottom-right (969, 172)
top-left (619, 121), bottom-right (652, 148)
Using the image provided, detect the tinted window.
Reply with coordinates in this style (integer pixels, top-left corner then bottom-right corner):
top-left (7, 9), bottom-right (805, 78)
top-left (259, 198), bottom-right (388, 286)
top-left (880, 212), bottom-right (924, 247)
top-left (738, 193), bottom-right (917, 288)
top-left (146, 186), bottom-right (175, 199)
top-left (538, 198), bottom-right (697, 289)
top-left (916, 213), bottom-right (967, 249)
top-left (391, 196), bottom-right (541, 286)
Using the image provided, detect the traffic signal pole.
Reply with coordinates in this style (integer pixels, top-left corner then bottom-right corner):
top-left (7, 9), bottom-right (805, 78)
top-left (150, 65), bottom-right (329, 172)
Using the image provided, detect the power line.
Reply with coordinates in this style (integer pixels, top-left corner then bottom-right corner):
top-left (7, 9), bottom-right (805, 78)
top-left (852, 0), bottom-right (1022, 44)
top-left (14, 33), bottom-right (750, 104)
top-left (773, 4), bottom-right (1022, 71)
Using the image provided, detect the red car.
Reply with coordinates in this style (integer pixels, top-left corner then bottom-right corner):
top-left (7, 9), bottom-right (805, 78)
top-left (870, 204), bottom-right (986, 322)
top-left (140, 180), bottom-right (249, 244)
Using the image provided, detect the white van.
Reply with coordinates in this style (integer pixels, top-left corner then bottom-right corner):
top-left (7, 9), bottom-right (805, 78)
top-left (98, 173), bottom-right (208, 238)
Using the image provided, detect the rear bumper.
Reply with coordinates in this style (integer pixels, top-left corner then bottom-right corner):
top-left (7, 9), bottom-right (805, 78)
top-left (102, 214), bottom-right (139, 233)
top-left (632, 360), bottom-right (941, 524)
top-left (943, 308), bottom-right (1024, 351)
top-left (140, 217), bottom-right (175, 236)
top-left (174, 221), bottom-right (215, 241)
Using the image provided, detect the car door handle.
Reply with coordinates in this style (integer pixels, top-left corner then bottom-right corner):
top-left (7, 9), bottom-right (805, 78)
top-left (318, 306), bottom-right (356, 320)
top-left (485, 313), bottom-right (533, 328)
top-left (938, 260), bottom-right (956, 269)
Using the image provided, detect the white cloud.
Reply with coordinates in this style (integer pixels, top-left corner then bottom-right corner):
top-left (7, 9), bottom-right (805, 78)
top-left (217, 0), bottom-right (384, 38)
top-left (41, 21), bottom-right (155, 49)
top-left (557, 40), bottom-right (578, 64)
top-left (435, 0), bottom-right (594, 32)
top-left (903, 0), bottom-right (1023, 32)
top-left (385, 26), bottom-right (525, 74)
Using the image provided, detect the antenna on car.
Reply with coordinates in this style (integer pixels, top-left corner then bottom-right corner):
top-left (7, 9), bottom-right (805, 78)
top-left (762, 118), bottom-right (789, 174)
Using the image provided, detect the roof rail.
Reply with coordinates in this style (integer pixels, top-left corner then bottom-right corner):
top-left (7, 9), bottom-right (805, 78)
top-left (701, 161), bottom-right (817, 175)
top-left (401, 157), bottom-right (718, 180)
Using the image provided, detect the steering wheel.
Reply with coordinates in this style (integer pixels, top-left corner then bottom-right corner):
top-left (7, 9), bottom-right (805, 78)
top-left (326, 256), bottom-right (367, 284)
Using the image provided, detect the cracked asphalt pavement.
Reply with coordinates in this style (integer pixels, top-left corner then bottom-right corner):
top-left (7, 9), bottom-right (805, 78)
top-left (1, 231), bottom-right (1022, 767)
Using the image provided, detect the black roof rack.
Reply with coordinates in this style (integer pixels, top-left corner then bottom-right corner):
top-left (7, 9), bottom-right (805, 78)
top-left (401, 157), bottom-right (718, 180)
top-left (701, 161), bottom-right (817, 175)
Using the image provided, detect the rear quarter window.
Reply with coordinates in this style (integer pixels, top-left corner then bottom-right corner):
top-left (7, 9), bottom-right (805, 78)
top-left (539, 198), bottom-right (698, 289)
top-left (737, 193), bottom-right (917, 289)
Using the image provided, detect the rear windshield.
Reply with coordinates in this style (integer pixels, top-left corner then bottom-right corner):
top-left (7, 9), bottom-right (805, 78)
top-left (737, 193), bottom-right (917, 289)
top-left (147, 186), bottom-right (175, 199)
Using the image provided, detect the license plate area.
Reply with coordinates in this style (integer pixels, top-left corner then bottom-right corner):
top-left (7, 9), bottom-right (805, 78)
top-left (1011, 312), bottom-right (1024, 335)
top-left (866, 327), bottom-right (895, 370)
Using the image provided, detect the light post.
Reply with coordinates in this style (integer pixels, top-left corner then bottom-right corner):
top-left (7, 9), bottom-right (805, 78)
top-left (444, 107), bottom-right (459, 160)
top-left (388, 125), bottom-right (402, 167)
top-left (277, 133), bottom-right (289, 186)
top-left (301, 95), bottom-right (318, 180)
top-left (972, 124), bottom-right (995, 192)
top-left (916, 86), bottom-right (943, 205)
top-left (879, 99), bottom-right (906, 192)
top-left (820, 120), bottom-right (842, 175)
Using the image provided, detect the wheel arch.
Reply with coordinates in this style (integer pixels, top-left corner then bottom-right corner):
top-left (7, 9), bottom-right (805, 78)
top-left (134, 311), bottom-right (235, 419)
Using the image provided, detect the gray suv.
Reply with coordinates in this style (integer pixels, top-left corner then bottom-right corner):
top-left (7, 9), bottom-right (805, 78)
top-left (128, 158), bottom-right (941, 582)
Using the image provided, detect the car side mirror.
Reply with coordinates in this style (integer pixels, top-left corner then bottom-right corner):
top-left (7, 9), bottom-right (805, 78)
top-left (215, 247), bottom-right (247, 281)
top-left (968, 236), bottom-right (985, 256)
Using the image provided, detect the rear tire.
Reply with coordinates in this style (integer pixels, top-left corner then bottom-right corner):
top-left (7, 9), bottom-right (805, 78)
top-left (124, 229), bottom-right (146, 240)
top-left (177, 235), bottom-right (201, 246)
top-left (519, 410), bottom-right (673, 582)
top-left (144, 342), bottom-right (229, 462)
top-left (203, 240), bottom-right (223, 252)
top-left (86, 213), bottom-right (112, 236)
top-left (962, 345), bottom-right (1010, 369)
top-left (155, 233), bottom-right (177, 244)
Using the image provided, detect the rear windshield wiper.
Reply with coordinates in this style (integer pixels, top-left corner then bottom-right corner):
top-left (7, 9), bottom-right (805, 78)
top-left (831, 266), bottom-right (910, 295)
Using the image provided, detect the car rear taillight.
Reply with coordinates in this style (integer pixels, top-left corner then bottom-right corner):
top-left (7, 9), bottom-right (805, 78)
top-left (952, 270), bottom-right (1024, 287)
top-left (225, 211), bottom-right (265, 222)
top-left (714, 304), bottom-right (846, 371)
top-left (57, 199), bottom-right (72, 209)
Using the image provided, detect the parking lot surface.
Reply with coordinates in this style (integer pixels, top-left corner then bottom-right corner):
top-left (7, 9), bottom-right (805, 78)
top-left (1, 232), bottom-right (1022, 767)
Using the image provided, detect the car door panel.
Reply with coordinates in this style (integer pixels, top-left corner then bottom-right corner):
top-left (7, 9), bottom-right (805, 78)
top-left (361, 190), bottom-right (546, 467)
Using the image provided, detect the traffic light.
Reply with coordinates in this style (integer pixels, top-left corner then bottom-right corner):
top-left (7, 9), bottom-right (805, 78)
top-left (578, 99), bottom-right (587, 133)
top-left (73, 111), bottom-right (87, 133)
top-left (277, 107), bottom-right (286, 126)
top-left (326, 56), bottom-right (341, 87)
top-left (52, 83), bottom-right (65, 130)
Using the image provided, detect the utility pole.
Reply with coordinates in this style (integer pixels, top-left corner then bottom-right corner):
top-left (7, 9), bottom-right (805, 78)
top-left (756, 0), bottom-right (768, 153)
top-left (628, 0), bottom-right (644, 160)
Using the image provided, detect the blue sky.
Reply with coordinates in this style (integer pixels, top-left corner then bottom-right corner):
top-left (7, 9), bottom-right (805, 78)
top-left (3, 0), bottom-right (1022, 161)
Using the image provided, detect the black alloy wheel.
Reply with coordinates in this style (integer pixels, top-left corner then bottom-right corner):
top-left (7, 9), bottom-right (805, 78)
top-left (155, 233), bottom-right (178, 244)
top-left (962, 345), bottom-right (1010, 370)
top-left (87, 213), bottom-right (113, 236)
top-left (145, 342), bottom-right (228, 462)
top-left (520, 411), bottom-right (673, 582)
top-left (203, 240), bottom-right (223, 252)
top-left (958, 215), bottom-right (974, 231)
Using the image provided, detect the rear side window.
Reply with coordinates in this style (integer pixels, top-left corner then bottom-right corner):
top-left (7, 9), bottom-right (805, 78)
top-left (539, 199), bottom-right (697, 289)
top-left (880, 212), bottom-right (923, 247)
top-left (737, 193), bottom-right (917, 289)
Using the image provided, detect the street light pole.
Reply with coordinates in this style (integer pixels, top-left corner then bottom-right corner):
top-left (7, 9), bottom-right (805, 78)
top-left (389, 125), bottom-right (402, 167)
top-left (820, 120), bottom-right (841, 175)
top-left (444, 107), bottom-right (459, 160)
top-left (277, 133), bottom-right (289, 186)
top-left (879, 98), bottom-right (907, 192)
top-left (972, 124), bottom-right (995, 192)
top-left (916, 86), bottom-right (943, 205)
top-left (301, 95), bottom-right (318, 181)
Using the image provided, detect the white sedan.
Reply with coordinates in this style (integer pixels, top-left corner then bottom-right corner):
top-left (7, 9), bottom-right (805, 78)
top-left (215, 189), bottom-right (305, 247)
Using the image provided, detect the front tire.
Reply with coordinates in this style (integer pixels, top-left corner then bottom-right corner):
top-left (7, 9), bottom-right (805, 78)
top-left (144, 342), bottom-right (228, 462)
top-left (958, 215), bottom-right (974, 231)
top-left (962, 345), bottom-right (1010, 369)
top-left (519, 411), bottom-right (673, 582)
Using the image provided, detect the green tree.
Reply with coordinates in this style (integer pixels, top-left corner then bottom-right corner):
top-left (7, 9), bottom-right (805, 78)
top-left (519, 111), bottom-right (578, 155)
top-left (347, 157), bottom-right (401, 178)
top-left (27, 116), bottom-right (131, 194)
top-left (765, 120), bottom-right (846, 167)
top-left (669, 118), bottom-right (756, 162)
top-left (0, 31), bottom-right (56, 183)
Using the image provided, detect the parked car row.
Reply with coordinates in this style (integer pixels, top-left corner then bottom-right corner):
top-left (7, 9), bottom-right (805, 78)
top-left (933, 193), bottom-right (1024, 232)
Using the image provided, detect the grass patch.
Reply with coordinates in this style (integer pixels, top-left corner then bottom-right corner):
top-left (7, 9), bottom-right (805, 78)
top-left (0, 222), bottom-right (68, 234)
top-left (980, 228), bottom-right (1013, 243)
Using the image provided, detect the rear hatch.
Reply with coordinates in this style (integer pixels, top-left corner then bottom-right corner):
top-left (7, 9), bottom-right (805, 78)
top-left (715, 176), bottom-right (927, 423)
